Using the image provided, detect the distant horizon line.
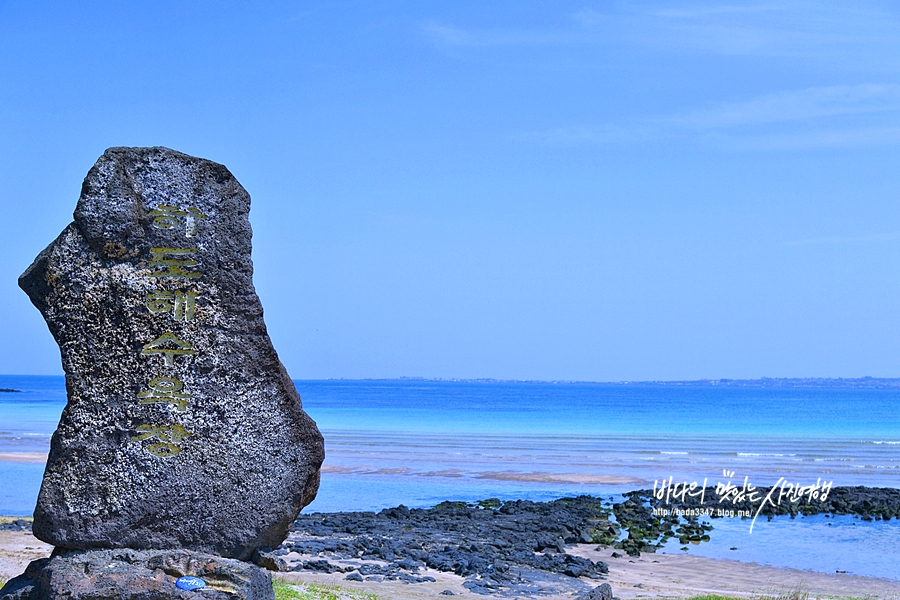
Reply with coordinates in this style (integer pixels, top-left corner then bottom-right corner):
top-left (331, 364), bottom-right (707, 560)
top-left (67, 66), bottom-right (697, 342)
top-left (3, 374), bottom-right (900, 390)
top-left (305, 375), bottom-right (900, 389)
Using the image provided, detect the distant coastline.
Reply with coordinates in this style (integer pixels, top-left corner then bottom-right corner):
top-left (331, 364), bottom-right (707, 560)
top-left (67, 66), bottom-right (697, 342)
top-left (6, 374), bottom-right (900, 389)
top-left (325, 375), bottom-right (900, 389)
top-left (620, 376), bottom-right (900, 389)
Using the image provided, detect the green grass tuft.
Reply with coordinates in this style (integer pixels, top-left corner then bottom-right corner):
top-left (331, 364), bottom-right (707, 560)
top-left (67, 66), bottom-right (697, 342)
top-left (273, 580), bottom-right (378, 600)
top-left (686, 593), bottom-right (814, 600)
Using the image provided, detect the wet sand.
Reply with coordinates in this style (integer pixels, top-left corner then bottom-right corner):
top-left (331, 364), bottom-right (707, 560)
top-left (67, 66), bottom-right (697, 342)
top-left (0, 527), bottom-right (53, 583)
top-left (274, 545), bottom-right (900, 599)
top-left (0, 453), bottom-right (47, 463)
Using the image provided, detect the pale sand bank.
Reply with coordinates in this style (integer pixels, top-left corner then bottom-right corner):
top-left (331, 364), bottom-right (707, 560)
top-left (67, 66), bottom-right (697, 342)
top-left (2, 532), bottom-right (898, 599)
top-left (319, 464), bottom-right (648, 485)
top-left (0, 452), bottom-right (47, 464)
top-left (572, 545), bottom-right (900, 599)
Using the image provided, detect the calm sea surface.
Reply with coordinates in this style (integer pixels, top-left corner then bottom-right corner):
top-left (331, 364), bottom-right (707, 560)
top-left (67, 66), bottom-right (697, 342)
top-left (1, 375), bottom-right (899, 579)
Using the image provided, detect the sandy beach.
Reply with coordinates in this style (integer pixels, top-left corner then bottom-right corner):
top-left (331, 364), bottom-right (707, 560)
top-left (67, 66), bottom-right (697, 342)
top-left (0, 453), bottom-right (46, 464)
top-left (0, 528), bottom-right (53, 584)
top-left (278, 550), bottom-right (900, 599)
top-left (2, 526), bottom-right (899, 599)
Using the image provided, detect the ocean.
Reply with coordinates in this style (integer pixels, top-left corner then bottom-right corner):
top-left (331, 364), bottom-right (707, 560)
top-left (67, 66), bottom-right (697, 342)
top-left (2, 374), bottom-right (899, 580)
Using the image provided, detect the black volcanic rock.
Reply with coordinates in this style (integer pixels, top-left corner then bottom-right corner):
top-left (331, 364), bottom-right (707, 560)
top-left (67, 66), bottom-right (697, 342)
top-left (0, 549), bottom-right (273, 600)
top-left (287, 496), bottom-right (612, 586)
top-left (18, 147), bottom-right (324, 560)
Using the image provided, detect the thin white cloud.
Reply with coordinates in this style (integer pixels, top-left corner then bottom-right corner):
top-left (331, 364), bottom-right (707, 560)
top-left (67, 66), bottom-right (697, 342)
top-left (421, 22), bottom-right (477, 46)
top-left (677, 84), bottom-right (900, 128)
top-left (584, 3), bottom-right (899, 59)
top-left (421, 3), bottom-right (900, 60)
top-left (513, 123), bottom-right (656, 146)
top-left (788, 231), bottom-right (900, 246)
top-left (719, 125), bottom-right (900, 150)
top-left (418, 4), bottom-right (900, 151)
top-left (419, 20), bottom-right (579, 47)
top-left (518, 84), bottom-right (900, 150)
top-left (651, 5), bottom-right (787, 19)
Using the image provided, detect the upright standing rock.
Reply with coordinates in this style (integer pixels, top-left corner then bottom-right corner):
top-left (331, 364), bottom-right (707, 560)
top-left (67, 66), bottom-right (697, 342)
top-left (19, 147), bottom-right (324, 561)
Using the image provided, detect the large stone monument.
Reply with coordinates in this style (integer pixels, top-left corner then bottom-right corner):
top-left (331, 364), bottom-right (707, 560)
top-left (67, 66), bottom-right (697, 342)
top-left (2, 147), bottom-right (324, 599)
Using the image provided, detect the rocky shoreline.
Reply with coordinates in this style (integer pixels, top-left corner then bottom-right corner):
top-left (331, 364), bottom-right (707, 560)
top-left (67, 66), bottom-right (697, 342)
top-left (608, 485), bottom-right (900, 556)
top-left (4, 487), bottom-right (899, 597)
top-left (264, 486), bottom-right (899, 596)
top-left (278, 497), bottom-right (612, 596)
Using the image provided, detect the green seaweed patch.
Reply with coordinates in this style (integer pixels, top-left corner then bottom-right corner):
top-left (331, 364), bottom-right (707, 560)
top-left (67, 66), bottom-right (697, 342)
top-left (433, 501), bottom-right (469, 511)
top-left (608, 494), bottom-right (682, 556)
top-left (587, 519), bottom-right (619, 546)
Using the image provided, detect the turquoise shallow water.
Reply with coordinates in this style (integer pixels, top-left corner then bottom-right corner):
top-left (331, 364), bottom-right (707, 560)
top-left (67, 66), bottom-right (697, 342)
top-left (2, 375), bottom-right (899, 579)
top-left (658, 513), bottom-right (900, 581)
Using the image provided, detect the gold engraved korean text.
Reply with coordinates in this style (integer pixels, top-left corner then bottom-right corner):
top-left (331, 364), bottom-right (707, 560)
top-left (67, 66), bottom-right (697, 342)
top-left (149, 248), bottom-right (200, 279)
top-left (138, 377), bottom-right (192, 411)
top-left (146, 290), bottom-right (198, 322)
top-left (132, 423), bottom-right (192, 457)
top-left (149, 205), bottom-right (208, 237)
top-left (141, 332), bottom-right (196, 366)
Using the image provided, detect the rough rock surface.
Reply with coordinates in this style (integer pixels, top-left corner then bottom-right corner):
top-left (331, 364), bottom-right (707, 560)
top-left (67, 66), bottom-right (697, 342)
top-left (632, 484), bottom-right (900, 520)
top-left (576, 583), bottom-right (614, 600)
top-left (284, 497), bottom-right (611, 595)
top-left (0, 521), bottom-right (31, 533)
top-left (279, 489), bottom-right (900, 593)
top-left (19, 147), bottom-right (324, 560)
top-left (0, 548), bottom-right (273, 600)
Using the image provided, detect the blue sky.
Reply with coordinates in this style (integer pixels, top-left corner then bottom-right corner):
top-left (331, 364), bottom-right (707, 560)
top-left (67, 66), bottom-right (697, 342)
top-left (2, 1), bottom-right (899, 380)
